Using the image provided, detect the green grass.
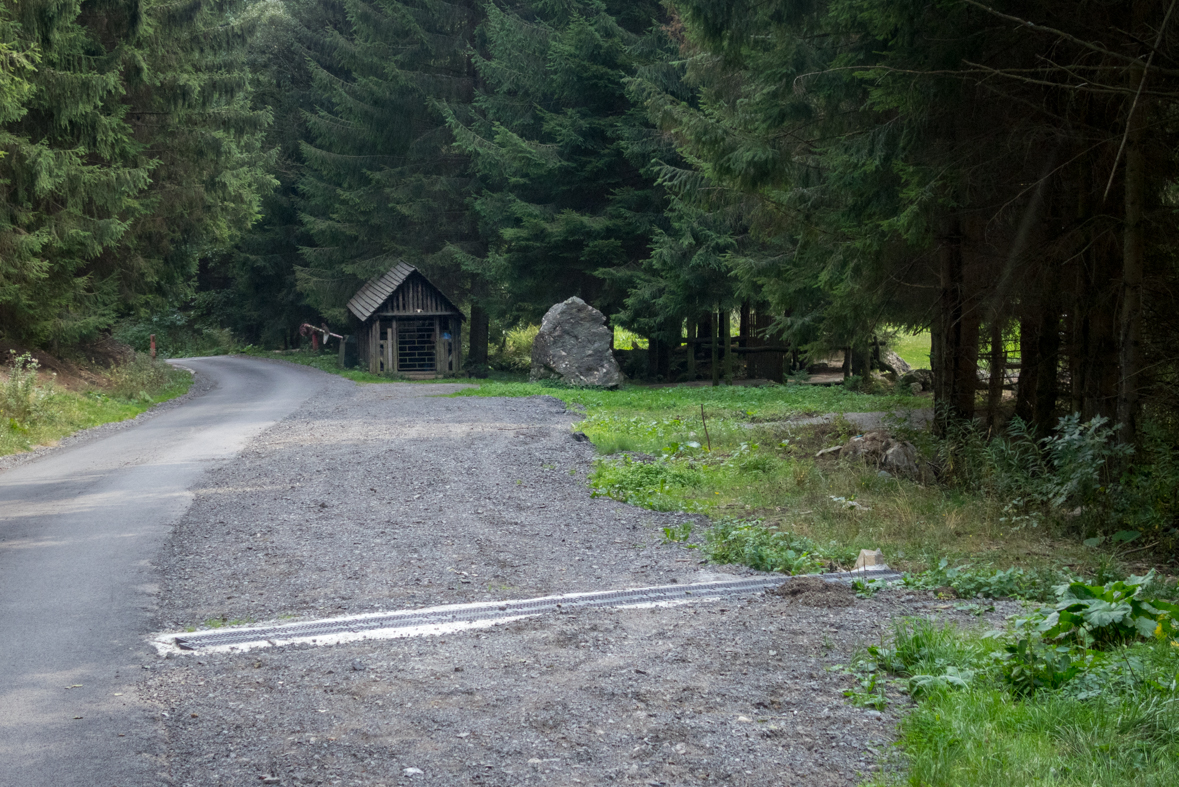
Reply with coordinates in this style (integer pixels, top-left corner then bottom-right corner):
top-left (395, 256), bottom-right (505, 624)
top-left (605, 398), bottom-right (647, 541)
top-left (890, 331), bottom-right (931, 370)
top-left (458, 379), bottom-right (922, 433)
top-left (889, 329), bottom-right (1022, 372)
top-left (1, 356), bottom-right (192, 458)
top-left (857, 616), bottom-right (1179, 787)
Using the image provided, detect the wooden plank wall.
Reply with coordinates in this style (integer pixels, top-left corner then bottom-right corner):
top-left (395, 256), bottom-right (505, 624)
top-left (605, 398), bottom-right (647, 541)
top-left (381, 275), bottom-right (450, 316)
top-left (360, 315), bottom-right (463, 376)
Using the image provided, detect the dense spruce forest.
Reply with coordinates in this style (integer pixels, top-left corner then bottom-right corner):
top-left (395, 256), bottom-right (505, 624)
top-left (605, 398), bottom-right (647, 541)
top-left (3, 0), bottom-right (1179, 447)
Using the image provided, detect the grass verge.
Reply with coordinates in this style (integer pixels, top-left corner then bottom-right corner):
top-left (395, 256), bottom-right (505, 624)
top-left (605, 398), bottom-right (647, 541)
top-left (852, 575), bottom-right (1179, 786)
top-left (1, 352), bottom-right (192, 458)
top-left (454, 378), bottom-right (1144, 583)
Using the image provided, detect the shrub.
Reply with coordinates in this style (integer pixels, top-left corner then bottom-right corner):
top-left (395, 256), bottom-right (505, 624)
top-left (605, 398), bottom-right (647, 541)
top-left (2, 352), bottom-right (51, 425)
top-left (107, 353), bottom-right (182, 401)
top-left (113, 311), bottom-right (238, 358)
top-left (1109, 421), bottom-right (1179, 551)
top-left (489, 324), bottom-right (538, 372)
top-left (903, 559), bottom-right (1064, 601)
top-left (589, 454), bottom-right (707, 511)
top-left (702, 517), bottom-right (825, 574)
top-left (937, 412), bottom-right (1131, 529)
top-left (1030, 573), bottom-right (1179, 649)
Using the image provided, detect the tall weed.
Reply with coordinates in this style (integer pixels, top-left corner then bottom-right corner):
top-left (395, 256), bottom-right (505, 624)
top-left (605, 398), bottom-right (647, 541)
top-left (107, 353), bottom-right (182, 401)
top-left (2, 352), bottom-right (51, 425)
top-left (489, 324), bottom-right (538, 372)
top-left (940, 412), bottom-right (1129, 526)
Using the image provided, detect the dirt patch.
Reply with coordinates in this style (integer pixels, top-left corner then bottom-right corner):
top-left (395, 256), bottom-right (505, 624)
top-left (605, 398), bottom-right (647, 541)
top-left (770, 575), bottom-right (857, 607)
top-left (1, 335), bottom-right (133, 391)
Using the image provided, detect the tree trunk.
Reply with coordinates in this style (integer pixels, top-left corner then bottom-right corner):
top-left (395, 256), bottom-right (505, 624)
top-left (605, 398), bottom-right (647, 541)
top-left (850, 342), bottom-right (870, 378)
top-left (1033, 294), bottom-right (1061, 434)
top-left (1118, 52), bottom-right (1147, 446)
top-left (658, 329), bottom-right (672, 381)
top-left (933, 211), bottom-right (977, 432)
top-left (986, 319), bottom-right (1005, 431)
top-left (1015, 312), bottom-right (1040, 425)
top-left (468, 302), bottom-right (489, 371)
top-left (739, 301), bottom-right (753, 378)
top-left (711, 310), bottom-right (720, 387)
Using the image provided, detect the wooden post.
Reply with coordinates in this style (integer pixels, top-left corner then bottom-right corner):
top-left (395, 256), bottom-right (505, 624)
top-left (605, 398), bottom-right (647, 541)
top-left (369, 322), bottom-right (380, 373)
top-left (391, 320), bottom-right (399, 373)
top-left (386, 325), bottom-right (394, 374)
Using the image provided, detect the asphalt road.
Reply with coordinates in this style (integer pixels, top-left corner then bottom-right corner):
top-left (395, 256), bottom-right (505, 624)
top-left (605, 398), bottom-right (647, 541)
top-left (0, 356), bottom-right (330, 787)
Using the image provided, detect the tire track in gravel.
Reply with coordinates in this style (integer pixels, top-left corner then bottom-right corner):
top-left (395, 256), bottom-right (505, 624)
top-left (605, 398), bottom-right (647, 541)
top-left (144, 368), bottom-right (1015, 787)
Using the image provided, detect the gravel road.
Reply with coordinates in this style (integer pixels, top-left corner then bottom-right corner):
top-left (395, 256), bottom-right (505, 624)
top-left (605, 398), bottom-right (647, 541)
top-left (144, 367), bottom-right (1011, 786)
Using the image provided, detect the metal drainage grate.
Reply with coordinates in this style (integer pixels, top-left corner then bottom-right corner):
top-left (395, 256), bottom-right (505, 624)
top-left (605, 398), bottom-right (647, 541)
top-left (169, 569), bottom-right (900, 653)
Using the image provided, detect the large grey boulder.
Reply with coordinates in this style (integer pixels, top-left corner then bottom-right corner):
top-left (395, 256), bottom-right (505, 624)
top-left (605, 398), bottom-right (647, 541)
top-left (879, 348), bottom-right (912, 377)
top-left (530, 297), bottom-right (624, 388)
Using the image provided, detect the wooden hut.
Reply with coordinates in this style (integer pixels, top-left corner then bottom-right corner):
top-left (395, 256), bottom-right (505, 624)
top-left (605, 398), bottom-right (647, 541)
top-left (346, 263), bottom-right (464, 378)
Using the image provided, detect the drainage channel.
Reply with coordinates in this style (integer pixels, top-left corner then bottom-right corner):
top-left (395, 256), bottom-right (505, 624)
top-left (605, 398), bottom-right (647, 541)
top-left (154, 567), bottom-right (900, 656)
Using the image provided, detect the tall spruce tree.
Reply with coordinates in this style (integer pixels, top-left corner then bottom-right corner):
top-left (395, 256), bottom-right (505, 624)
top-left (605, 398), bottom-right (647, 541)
top-left (205, 0), bottom-right (350, 346)
top-left (0, 0), bottom-right (152, 345)
top-left (121, 0), bottom-right (277, 314)
top-left (0, 0), bottom-right (274, 347)
top-left (295, 0), bottom-right (482, 325)
top-left (445, 0), bottom-right (668, 326)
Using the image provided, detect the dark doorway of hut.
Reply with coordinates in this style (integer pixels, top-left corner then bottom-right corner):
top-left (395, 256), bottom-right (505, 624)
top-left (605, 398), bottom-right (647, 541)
top-left (346, 263), bottom-right (465, 378)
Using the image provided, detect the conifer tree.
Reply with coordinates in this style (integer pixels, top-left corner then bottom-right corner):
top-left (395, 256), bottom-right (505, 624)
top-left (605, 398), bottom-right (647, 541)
top-left (651, 0), bottom-right (1179, 437)
top-left (1, 0), bottom-right (152, 344)
top-left (445, 0), bottom-right (668, 324)
top-left (121, 0), bottom-right (277, 314)
top-left (0, 0), bottom-right (273, 346)
top-left (295, 0), bottom-right (482, 324)
top-left (207, 0), bottom-right (350, 346)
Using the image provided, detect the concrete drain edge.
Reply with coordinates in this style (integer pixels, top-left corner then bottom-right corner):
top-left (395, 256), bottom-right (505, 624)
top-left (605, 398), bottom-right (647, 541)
top-left (151, 566), bottom-right (900, 656)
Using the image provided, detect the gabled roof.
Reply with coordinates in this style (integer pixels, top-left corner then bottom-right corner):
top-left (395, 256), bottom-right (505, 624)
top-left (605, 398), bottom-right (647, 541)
top-left (346, 262), bottom-right (463, 322)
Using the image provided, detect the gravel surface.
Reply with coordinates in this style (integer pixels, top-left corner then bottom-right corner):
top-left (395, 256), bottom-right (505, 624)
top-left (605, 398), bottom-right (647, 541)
top-left (144, 369), bottom-right (1016, 786)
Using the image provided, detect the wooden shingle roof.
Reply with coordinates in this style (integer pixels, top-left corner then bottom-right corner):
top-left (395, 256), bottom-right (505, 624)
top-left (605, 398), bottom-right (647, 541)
top-left (346, 262), bottom-right (463, 322)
